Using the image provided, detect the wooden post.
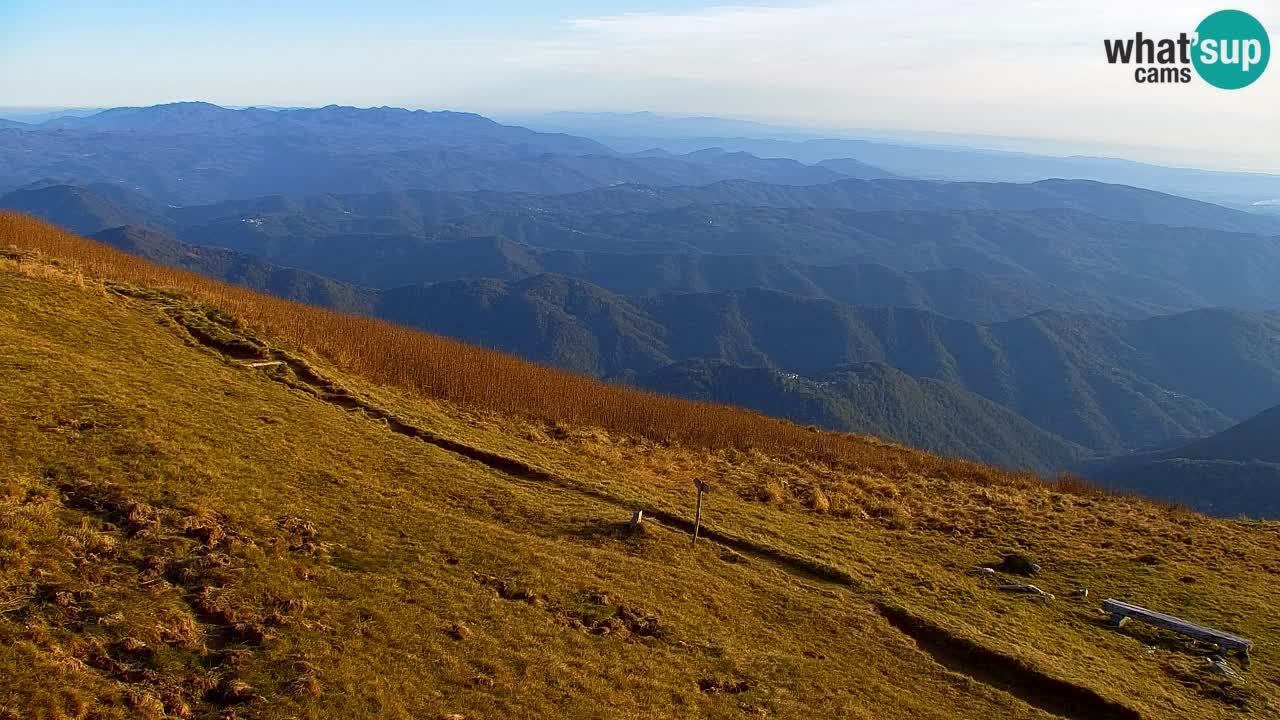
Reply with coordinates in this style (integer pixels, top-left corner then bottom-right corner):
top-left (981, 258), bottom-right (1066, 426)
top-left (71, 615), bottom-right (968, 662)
top-left (693, 491), bottom-right (703, 545)
top-left (692, 479), bottom-right (711, 545)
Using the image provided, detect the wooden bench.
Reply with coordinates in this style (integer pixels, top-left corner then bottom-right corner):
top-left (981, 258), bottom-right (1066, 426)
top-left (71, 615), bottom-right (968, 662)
top-left (1103, 599), bottom-right (1252, 659)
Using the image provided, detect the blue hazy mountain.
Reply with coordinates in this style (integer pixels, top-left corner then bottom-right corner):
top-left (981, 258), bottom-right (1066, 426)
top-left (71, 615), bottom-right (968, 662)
top-left (578, 133), bottom-right (1280, 208)
top-left (1088, 404), bottom-right (1280, 517)
top-left (495, 111), bottom-right (829, 140)
top-left (0, 103), bottom-right (875, 204)
top-left (7, 179), bottom-right (1280, 320)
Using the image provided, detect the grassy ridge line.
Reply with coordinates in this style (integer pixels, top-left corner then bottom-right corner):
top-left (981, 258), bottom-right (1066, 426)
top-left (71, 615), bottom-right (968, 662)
top-left (3, 211), bottom-right (1078, 494)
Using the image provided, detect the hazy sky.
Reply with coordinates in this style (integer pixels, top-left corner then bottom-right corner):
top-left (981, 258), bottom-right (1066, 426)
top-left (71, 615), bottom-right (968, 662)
top-left (2, 0), bottom-right (1277, 170)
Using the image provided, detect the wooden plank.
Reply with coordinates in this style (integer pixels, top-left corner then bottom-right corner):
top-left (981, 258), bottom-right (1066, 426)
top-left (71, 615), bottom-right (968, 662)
top-left (1104, 600), bottom-right (1251, 645)
top-left (1103, 599), bottom-right (1252, 651)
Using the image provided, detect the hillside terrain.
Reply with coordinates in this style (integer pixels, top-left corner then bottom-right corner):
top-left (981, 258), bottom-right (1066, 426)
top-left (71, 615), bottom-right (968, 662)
top-left (432, 206), bottom-right (1280, 308)
top-left (374, 276), bottom-right (1280, 457)
top-left (90, 226), bottom-right (376, 313)
top-left (92, 220), bottom-right (1159, 324)
top-left (1090, 405), bottom-right (1280, 517)
top-left (4, 214), bottom-right (1280, 719)
top-left (621, 360), bottom-right (1091, 472)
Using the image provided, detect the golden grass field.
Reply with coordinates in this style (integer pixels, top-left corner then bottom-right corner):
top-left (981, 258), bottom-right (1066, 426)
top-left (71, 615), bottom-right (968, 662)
top-left (2, 213), bottom-right (1279, 719)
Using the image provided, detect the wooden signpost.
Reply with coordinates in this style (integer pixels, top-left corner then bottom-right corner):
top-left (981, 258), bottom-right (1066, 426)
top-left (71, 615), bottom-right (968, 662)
top-left (692, 479), bottom-right (711, 545)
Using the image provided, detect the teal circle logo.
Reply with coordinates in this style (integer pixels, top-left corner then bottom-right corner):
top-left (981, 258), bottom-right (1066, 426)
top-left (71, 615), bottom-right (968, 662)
top-left (1193, 10), bottom-right (1270, 89)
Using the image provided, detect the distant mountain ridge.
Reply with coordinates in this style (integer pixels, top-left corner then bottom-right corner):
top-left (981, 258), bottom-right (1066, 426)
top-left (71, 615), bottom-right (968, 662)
top-left (81, 211), bottom-right (1166, 325)
top-left (683, 147), bottom-right (895, 181)
top-left (0, 103), bottom-right (888, 203)
top-left (1089, 404), bottom-right (1280, 517)
top-left (622, 360), bottom-right (1091, 472)
top-left (10, 173), bottom-right (1276, 237)
top-left (91, 225), bottom-right (375, 312)
top-left (38, 102), bottom-right (611, 155)
top-left (583, 132), bottom-right (1280, 207)
top-left (12, 102), bottom-right (1280, 210)
top-left (1158, 404), bottom-right (1280, 464)
top-left (0, 184), bottom-right (168, 236)
top-left (495, 111), bottom-right (826, 141)
top-left (7, 180), bottom-right (1280, 322)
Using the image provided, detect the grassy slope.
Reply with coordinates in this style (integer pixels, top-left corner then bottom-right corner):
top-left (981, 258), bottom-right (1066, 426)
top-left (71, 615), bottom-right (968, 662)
top-left (0, 260), bottom-right (1032, 720)
top-left (1, 247), bottom-right (1279, 719)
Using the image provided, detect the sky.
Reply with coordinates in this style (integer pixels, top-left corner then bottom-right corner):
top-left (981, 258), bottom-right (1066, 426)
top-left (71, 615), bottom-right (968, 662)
top-left (2, 0), bottom-right (1278, 171)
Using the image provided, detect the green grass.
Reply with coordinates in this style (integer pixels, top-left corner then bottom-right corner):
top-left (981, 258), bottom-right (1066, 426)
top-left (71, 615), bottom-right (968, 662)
top-left (2, 254), bottom-right (1280, 719)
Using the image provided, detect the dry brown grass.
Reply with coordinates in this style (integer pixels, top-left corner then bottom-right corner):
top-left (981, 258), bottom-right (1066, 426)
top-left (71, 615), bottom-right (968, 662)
top-left (0, 212), bottom-right (1115, 498)
top-left (0, 265), bottom-right (1052, 720)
